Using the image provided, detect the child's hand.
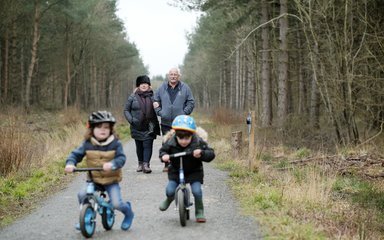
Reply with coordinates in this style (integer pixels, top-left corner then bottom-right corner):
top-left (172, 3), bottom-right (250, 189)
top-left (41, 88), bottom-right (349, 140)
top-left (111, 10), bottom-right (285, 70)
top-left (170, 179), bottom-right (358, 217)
top-left (153, 102), bottom-right (160, 109)
top-left (162, 154), bottom-right (170, 162)
top-left (65, 165), bottom-right (75, 173)
top-left (193, 149), bottom-right (202, 158)
top-left (103, 162), bottom-right (113, 172)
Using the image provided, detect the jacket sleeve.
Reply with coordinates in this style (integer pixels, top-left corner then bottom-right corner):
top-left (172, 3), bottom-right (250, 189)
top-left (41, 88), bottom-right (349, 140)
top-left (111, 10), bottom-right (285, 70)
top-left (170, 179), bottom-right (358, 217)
top-left (183, 84), bottom-right (195, 115)
top-left (65, 141), bottom-right (86, 166)
top-left (199, 141), bottom-right (215, 163)
top-left (153, 88), bottom-right (163, 117)
top-left (111, 141), bottom-right (126, 169)
top-left (123, 95), bottom-right (134, 124)
top-left (159, 142), bottom-right (171, 162)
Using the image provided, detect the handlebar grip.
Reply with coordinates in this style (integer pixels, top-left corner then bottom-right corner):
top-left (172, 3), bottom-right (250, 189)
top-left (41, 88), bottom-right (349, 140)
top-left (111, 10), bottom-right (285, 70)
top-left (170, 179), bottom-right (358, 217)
top-left (73, 167), bottom-right (104, 172)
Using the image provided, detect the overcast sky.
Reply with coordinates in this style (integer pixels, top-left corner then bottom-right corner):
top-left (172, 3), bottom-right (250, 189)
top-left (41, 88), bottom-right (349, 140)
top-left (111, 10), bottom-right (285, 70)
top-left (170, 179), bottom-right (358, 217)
top-left (116, 0), bottom-right (200, 77)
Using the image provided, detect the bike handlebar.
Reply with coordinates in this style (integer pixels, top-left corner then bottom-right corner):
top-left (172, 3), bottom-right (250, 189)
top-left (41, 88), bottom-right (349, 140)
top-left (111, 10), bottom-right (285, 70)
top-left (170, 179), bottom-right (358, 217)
top-left (168, 151), bottom-right (192, 158)
top-left (73, 167), bottom-right (104, 172)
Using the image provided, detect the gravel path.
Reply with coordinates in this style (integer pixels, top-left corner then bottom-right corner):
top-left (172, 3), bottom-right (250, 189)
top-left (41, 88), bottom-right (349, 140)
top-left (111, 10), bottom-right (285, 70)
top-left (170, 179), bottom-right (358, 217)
top-left (0, 138), bottom-right (262, 240)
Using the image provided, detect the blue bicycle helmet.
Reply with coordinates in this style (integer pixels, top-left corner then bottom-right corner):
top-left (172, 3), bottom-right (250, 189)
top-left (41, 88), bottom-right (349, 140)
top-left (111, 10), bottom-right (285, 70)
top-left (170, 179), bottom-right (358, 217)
top-left (172, 115), bottom-right (196, 133)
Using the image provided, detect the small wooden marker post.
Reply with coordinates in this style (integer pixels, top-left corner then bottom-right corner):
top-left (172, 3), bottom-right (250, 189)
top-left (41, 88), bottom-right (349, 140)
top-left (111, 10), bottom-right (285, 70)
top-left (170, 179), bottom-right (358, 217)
top-left (247, 111), bottom-right (257, 170)
top-left (231, 131), bottom-right (242, 158)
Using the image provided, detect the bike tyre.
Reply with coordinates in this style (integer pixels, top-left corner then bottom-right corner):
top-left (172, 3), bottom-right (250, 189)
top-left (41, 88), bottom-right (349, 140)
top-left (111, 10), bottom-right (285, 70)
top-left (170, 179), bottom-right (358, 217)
top-left (101, 206), bottom-right (115, 230)
top-left (185, 188), bottom-right (191, 220)
top-left (177, 189), bottom-right (187, 226)
top-left (80, 203), bottom-right (96, 238)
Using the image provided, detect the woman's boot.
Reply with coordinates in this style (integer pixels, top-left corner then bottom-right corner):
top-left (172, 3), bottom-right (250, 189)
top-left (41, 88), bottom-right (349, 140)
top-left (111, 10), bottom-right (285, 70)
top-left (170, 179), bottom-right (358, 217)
top-left (195, 198), bottom-right (206, 223)
top-left (136, 162), bottom-right (143, 172)
top-left (143, 162), bottom-right (152, 174)
top-left (159, 197), bottom-right (174, 211)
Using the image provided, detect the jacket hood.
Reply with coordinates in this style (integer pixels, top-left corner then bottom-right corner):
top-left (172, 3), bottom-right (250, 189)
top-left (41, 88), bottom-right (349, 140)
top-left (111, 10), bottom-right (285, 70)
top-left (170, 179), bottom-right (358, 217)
top-left (163, 126), bottom-right (208, 143)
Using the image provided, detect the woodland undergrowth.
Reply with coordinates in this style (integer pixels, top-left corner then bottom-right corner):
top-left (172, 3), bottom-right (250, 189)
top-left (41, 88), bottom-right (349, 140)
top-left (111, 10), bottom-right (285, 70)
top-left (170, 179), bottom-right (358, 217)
top-left (198, 108), bottom-right (384, 240)
top-left (1, 107), bottom-right (384, 239)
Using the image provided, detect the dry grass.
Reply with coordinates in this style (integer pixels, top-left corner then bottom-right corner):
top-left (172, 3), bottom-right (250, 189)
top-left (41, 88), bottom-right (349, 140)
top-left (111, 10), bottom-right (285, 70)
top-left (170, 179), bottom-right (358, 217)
top-left (208, 118), bottom-right (384, 239)
top-left (0, 116), bottom-right (44, 176)
top-left (0, 107), bottom-right (89, 226)
top-left (0, 107), bottom-right (86, 177)
top-left (210, 107), bottom-right (243, 125)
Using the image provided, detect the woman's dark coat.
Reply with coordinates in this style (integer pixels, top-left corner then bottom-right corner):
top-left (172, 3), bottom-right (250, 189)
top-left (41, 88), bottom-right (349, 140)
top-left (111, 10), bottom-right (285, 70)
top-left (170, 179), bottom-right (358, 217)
top-left (124, 89), bottom-right (160, 140)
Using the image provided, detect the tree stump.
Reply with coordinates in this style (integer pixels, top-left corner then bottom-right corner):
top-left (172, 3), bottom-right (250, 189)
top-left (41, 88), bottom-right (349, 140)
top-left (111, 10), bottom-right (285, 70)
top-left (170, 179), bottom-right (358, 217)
top-left (231, 131), bottom-right (242, 158)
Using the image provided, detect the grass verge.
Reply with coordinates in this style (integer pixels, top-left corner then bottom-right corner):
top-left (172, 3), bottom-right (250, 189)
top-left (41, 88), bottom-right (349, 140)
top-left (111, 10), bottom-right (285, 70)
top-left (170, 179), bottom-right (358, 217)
top-left (0, 108), bottom-right (131, 227)
top-left (204, 109), bottom-right (384, 239)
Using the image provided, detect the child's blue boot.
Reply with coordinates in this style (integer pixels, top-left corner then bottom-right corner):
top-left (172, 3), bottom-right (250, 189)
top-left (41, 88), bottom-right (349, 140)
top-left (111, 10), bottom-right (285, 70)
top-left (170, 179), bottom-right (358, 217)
top-left (121, 201), bottom-right (134, 231)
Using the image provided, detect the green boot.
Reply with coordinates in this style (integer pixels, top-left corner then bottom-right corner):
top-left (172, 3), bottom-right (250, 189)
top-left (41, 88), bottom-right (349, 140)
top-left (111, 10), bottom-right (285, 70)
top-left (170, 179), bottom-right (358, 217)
top-left (195, 198), bottom-right (206, 223)
top-left (159, 197), bottom-right (174, 211)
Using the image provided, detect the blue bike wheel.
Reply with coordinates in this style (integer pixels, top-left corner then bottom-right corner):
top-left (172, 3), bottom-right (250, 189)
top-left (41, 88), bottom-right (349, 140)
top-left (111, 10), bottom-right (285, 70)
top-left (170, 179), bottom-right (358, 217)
top-left (101, 206), bottom-right (115, 230)
top-left (80, 203), bottom-right (96, 238)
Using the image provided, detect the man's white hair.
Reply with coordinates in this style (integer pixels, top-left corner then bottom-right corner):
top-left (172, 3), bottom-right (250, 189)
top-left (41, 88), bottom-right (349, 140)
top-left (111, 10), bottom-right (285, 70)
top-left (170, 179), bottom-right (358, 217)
top-left (169, 67), bottom-right (181, 76)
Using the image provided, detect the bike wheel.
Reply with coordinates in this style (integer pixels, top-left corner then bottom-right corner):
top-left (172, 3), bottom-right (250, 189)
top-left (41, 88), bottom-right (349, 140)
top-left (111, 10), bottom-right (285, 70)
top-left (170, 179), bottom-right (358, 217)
top-left (185, 188), bottom-right (191, 220)
top-left (177, 189), bottom-right (187, 226)
top-left (80, 203), bottom-right (96, 238)
top-left (101, 206), bottom-right (115, 230)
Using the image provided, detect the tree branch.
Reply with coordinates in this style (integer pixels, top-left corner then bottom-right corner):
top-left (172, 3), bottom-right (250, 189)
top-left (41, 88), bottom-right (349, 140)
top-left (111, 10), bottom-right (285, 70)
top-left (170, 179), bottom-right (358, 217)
top-left (225, 13), bottom-right (303, 60)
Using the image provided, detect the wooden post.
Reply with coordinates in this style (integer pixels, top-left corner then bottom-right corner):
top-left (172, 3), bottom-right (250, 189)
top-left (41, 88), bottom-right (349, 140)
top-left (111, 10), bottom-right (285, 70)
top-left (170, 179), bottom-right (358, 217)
top-left (248, 111), bottom-right (257, 170)
top-left (231, 131), bottom-right (242, 158)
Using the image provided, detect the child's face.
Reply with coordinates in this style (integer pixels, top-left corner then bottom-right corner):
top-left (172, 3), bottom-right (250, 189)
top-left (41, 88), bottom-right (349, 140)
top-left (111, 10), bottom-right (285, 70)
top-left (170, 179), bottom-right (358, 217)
top-left (176, 135), bottom-right (192, 147)
top-left (93, 123), bottom-right (112, 141)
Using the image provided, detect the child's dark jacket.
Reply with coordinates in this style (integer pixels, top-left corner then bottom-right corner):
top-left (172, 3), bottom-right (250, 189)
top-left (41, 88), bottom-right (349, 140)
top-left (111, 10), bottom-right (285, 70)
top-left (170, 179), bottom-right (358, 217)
top-left (159, 128), bottom-right (215, 184)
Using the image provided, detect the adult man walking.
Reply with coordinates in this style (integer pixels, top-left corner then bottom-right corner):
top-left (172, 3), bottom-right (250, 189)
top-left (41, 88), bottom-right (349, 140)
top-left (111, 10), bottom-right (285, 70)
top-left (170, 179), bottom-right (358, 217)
top-left (153, 67), bottom-right (195, 172)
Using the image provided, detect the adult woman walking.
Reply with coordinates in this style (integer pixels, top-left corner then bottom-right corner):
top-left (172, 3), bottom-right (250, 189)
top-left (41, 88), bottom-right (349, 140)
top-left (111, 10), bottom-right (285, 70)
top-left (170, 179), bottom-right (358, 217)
top-left (124, 75), bottom-right (160, 173)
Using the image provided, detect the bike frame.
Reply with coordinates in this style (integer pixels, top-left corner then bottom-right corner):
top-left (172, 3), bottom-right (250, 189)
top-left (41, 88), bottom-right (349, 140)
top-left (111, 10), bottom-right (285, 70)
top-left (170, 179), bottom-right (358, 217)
top-left (169, 151), bottom-right (193, 226)
top-left (74, 168), bottom-right (115, 237)
top-left (75, 168), bottom-right (113, 210)
top-left (175, 155), bottom-right (191, 208)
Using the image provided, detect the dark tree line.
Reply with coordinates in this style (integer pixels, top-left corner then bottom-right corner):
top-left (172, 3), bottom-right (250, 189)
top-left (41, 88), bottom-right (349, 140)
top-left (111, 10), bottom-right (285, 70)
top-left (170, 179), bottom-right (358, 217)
top-left (177, 0), bottom-right (384, 145)
top-left (0, 0), bottom-right (146, 110)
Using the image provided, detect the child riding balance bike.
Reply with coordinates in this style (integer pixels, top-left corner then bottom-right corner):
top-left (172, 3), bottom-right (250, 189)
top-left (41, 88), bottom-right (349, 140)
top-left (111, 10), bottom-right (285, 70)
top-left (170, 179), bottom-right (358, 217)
top-left (64, 111), bottom-right (134, 235)
top-left (159, 115), bottom-right (215, 223)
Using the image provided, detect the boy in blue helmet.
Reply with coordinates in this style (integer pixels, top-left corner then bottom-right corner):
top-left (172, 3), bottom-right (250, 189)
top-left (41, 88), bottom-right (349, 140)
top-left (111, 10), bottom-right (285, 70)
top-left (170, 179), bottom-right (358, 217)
top-left (158, 115), bottom-right (215, 222)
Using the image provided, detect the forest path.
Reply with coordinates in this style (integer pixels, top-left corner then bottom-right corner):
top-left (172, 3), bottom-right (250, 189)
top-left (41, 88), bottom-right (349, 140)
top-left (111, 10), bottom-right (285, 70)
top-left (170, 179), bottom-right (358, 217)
top-left (0, 138), bottom-right (261, 240)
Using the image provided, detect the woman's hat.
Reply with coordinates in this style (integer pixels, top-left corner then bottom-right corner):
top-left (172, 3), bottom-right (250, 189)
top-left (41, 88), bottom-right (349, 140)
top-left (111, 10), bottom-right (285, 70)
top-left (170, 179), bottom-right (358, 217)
top-left (136, 75), bottom-right (151, 87)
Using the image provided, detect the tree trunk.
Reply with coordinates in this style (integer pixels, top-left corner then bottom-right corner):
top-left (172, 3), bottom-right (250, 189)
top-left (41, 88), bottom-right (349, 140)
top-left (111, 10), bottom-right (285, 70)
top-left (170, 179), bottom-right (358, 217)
top-left (25, 0), bottom-right (40, 109)
top-left (277, 0), bottom-right (289, 128)
top-left (219, 63), bottom-right (223, 106)
top-left (247, 41), bottom-right (256, 110)
top-left (309, 43), bottom-right (320, 129)
top-left (92, 58), bottom-right (98, 108)
top-left (20, 41), bottom-right (25, 105)
top-left (296, 23), bottom-right (307, 115)
top-left (10, 21), bottom-right (19, 104)
top-left (261, 0), bottom-right (272, 127)
top-left (235, 42), bottom-right (240, 110)
top-left (224, 60), bottom-right (230, 107)
top-left (64, 35), bottom-right (70, 109)
top-left (1, 27), bottom-right (10, 103)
